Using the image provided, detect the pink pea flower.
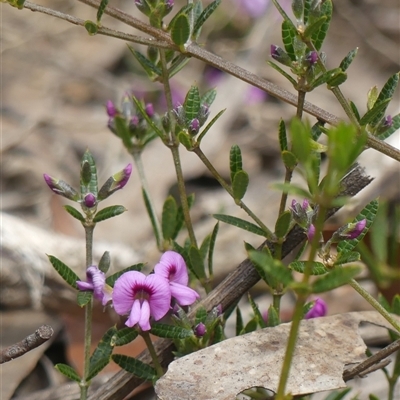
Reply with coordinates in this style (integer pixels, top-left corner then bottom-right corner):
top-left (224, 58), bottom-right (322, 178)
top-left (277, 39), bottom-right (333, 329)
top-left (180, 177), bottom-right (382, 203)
top-left (112, 271), bottom-right (171, 331)
top-left (77, 265), bottom-right (112, 306)
top-left (154, 251), bottom-right (200, 306)
top-left (305, 297), bottom-right (327, 319)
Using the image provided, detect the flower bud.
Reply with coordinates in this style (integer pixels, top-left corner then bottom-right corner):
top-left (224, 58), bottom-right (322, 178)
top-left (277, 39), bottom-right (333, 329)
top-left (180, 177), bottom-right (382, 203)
top-left (194, 322), bottom-right (206, 337)
top-left (197, 104), bottom-right (210, 126)
top-left (307, 224), bottom-right (316, 242)
top-left (270, 45), bottom-right (292, 67)
top-left (331, 218), bottom-right (367, 242)
top-left (98, 164), bottom-right (132, 200)
top-left (106, 100), bottom-right (118, 118)
top-left (173, 105), bottom-right (186, 127)
top-left (135, 0), bottom-right (152, 16)
top-left (145, 103), bottom-right (155, 118)
top-left (305, 51), bottom-right (318, 66)
top-left (305, 297), bottom-right (327, 319)
top-left (83, 193), bottom-right (96, 208)
top-left (188, 118), bottom-right (200, 136)
top-left (43, 174), bottom-right (80, 201)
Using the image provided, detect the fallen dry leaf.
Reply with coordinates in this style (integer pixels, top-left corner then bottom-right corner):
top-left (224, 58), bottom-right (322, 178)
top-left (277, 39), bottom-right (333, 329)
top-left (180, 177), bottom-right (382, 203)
top-left (155, 311), bottom-right (400, 399)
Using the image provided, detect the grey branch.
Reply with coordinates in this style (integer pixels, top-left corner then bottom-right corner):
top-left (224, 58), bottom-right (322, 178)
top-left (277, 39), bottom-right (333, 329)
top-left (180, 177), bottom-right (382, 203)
top-left (0, 325), bottom-right (54, 364)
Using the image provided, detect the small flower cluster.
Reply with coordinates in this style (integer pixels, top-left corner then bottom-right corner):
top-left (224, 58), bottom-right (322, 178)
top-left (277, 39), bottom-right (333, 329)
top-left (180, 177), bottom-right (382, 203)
top-left (173, 103), bottom-right (210, 136)
top-left (77, 251), bottom-right (199, 331)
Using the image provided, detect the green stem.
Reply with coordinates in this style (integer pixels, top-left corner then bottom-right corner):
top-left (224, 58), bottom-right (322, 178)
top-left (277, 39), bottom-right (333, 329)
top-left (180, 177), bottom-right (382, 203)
top-left (349, 279), bottom-right (400, 332)
top-left (131, 149), bottom-right (163, 250)
top-left (141, 331), bottom-right (164, 378)
top-left (193, 146), bottom-right (275, 240)
top-left (80, 224), bottom-right (95, 400)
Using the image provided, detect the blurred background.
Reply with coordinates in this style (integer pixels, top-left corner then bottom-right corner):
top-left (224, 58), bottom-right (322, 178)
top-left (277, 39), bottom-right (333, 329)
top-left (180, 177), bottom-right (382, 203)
top-left (1, 0), bottom-right (399, 398)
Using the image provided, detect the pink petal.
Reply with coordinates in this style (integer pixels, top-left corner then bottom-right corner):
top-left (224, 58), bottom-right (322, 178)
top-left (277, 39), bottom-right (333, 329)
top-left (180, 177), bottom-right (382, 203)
top-left (126, 299), bottom-right (141, 327)
top-left (76, 281), bottom-right (94, 291)
top-left (145, 274), bottom-right (171, 320)
top-left (155, 251), bottom-right (188, 285)
top-left (112, 271), bottom-right (146, 315)
top-left (170, 282), bottom-right (199, 306)
top-left (138, 300), bottom-right (151, 331)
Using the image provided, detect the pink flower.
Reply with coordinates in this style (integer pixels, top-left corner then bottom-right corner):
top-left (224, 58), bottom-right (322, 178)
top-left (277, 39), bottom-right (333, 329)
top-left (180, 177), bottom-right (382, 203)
top-left (112, 271), bottom-right (171, 331)
top-left (77, 265), bottom-right (112, 306)
top-left (305, 297), bottom-right (327, 319)
top-left (154, 251), bottom-right (200, 306)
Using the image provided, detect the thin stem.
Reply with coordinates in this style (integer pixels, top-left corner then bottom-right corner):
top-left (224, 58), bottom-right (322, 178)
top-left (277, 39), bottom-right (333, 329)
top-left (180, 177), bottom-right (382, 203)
top-left (278, 168), bottom-right (294, 216)
top-left (131, 149), bottom-right (163, 250)
top-left (193, 146), bottom-right (275, 240)
top-left (141, 331), bottom-right (164, 378)
top-left (349, 279), bottom-right (400, 332)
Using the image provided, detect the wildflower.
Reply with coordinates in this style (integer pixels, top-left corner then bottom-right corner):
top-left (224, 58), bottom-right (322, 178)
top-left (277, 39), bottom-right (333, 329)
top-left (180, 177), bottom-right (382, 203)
top-left (77, 265), bottom-right (112, 306)
top-left (270, 45), bottom-right (292, 67)
top-left (112, 271), bottom-right (171, 331)
top-left (194, 322), bottom-right (206, 337)
top-left (305, 297), bottom-right (327, 319)
top-left (331, 218), bottom-right (367, 242)
top-left (83, 193), bottom-right (96, 208)
top-left (43, 174), bottom-right (79, 201)
top-left (154, 251), bottom-right (200, 306)
top-left (98, 163), bottom-right (132, 201)
top-left (307, 224), bottom-right (316, 242)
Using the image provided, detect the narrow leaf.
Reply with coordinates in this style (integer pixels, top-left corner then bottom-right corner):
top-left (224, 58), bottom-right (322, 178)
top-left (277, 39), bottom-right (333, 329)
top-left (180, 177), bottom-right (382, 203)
top-left (184, 86), bottom-right (201, 122)
top-left (334, 251), bottom-right (360, 266)
top-left (171, 14), bottom-right (191, 47)
top-left (303, 16), bottom-right (327, 40)
top-left (359, 99), bottom-right (391, 126)
top-left (248, 293), bottom-right (266, 329)
top-left (106, 264), bottom-right (144, 287)
top-left (172, 193), bottom-right (195, 240)
top-left (232, 170), bottom-right (249, 201)
top-left (128, 47), bottom-right (162, 77)
top-left (281, 20), bottom-right (296, 61)
top-left (236, 307), bottom-right (244, 336)
top-left (162, 196), bottom-right (178, 241)
top-left (142, 188), bottom-right (161, 248)
top-left (229, 144), bottom-right (243, 183)
top-left (312, 265), bottom-right (361, 293)
top-left (193, 0), bottom-right (221, 37)
top-left (310, 0), bottom-right (332, 51)
top-left (196, 109), bottom-right (226, 144)
top-left (96, 0), bottom-right (109, 24)
top-left (377, 113), bottom-right (400, 141)
top-left (64, 205), bottom-right (85, 222)
top-left (278, 119), bottom-right (288, 152)
top-left (93, 205), bottom-right (126, 223)
top-left (195, 307), bottom-right (207, 325)
top-left (289, 261), bottom-right (328, 275)
top-left (212, 214), bottom-right (267, 237)
top-left (112, 354), bottom-right (156, 381)
top-left (339, 48), bottom-right (358, 72)
top-left (80, 150), bottom-right (98, 196)
top-left (77, 291), bottom-right (92, 307)
top-left (167, 4), bottom-right (194, 31)
top-left (99, 251), bottom-right (111, 274)
top-left (55, 363), bottom-right (81, 383)
top-left (274, 211), bottom-right (292, 239)
top-left (189, 245), bottom-right (206, 280)
top-left (266, 304), bottom-right (279, 327)
top-left (47, 255), bottom-right (80, 290)
top-left (267, 61), bottom-right (297, 87)
top-left (208, 222), bottom-right (219, 276)
top-left (200, 88), bottom-right (217, 107)
top-left (111, 328), bottom-right (139, 346)
top-left (150, 323), bottom-right (193, 339)
top-left (349, 101), bottom-right (361, 122)
top-left (200, 234), bottom-right (211, 263)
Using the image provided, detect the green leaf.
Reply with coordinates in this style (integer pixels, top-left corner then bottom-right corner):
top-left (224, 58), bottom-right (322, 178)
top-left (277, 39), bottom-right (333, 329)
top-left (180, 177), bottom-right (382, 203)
top-left (167, 55), bottom-right (191, 79)
top-left (96, 0), bottom-right (109, 24)
top-left (310, 0), bottom-right (332, 51)
top-left (193, 0), bottom-right (221, 37)
top-left (150, 323), bottom-right (193, 339)
top-left (229, 144), bottom-right (243, 183)
top-left (200, 88), bottom-right (217, 108)
top-left (47, 255), bottom-right (80, 290)
top-left (64, 205), bottom-right (85, 222)
top-left (213, 214), bottom-right (267, 237)
top-left (392, 295), bottom-right (400, 316)
top-left (290, 118), bottom-right (311, 163)
top-left (80, 150), bottom-right (98, 197)
top-left (113, 115), bottom-right (132, 149)
top-left (281, 150), bottom-right (298, 171)
top-left (271, 182), bottom-right (311, 199)
top-left (281, 20), bottom-right (296, 61)
top-left (111, 328), bottom-right (139, 346)
top-left (189, 245), bottom-right (206, 280)
top-left (267, 61), bottom-right (297, 87)
top-left (339, 48), bottom-right (358, 72)
top-left (55, 363), bottom-right (81, 382)
top-left (312, 68), bottom-right (342, 89)
top-left (278, 119), bottom-right (288, 152)
top-left (112, 354), bottom-right (157, 381)
top-left (184, 86), bottom-right (201, 122)
top-left (248, 293), bottom-right (266, 329)
top-left (172, 193), bottom-right (195, 240)
top-left (200, 234), bottom-right (211, 263)
top-left (208, 222), bottom-right (219, 276)
top-left (370, 72), bottom-right (400, 127)
top-left (333, 251), bottom-right (360, 266)
top-left (359, 99), bottom-right (391, 126)
top-left (93, 205), bottom-right (126, 223)
top-left (324, 388), bottom-right (352, 400)
top-left (142, 188), bottom-right (161, 248)
top-left (266, 304), bottom-right (279, 327)
top-left (349, 101), bottom-right (361, 122)
top-left (178, 130), bottom-right (193, 150)
top-left (312, 265), bottom-right (361, 293)
top-left (243, 317), bottom-right (258, 334)
top-left (327, 71), bottom-right (347, 88)
top-left (236, 307), bottom-right (244, 336)
top-left (196, 109), bottom-right (226, 144)
top-left (378, 293), bottom-right (391, 312)
top-left (303, 16), bottom-right (327, 40)
top-left (171, 14), bottom-right (191, 47)
top-left (377, 113), bottom-right (400, 141)
top-left (195, 307), bottom-right (207, 325)
top-left (84, 20), bottom-right (98, 35)
top-left (88, 326), bottom-right (117, 380)
top-left (275, 211), bottom-right (292, 239)
top-left (368, 395), bottom-right (380, 400)
top-left (99, 251), bottom-right (111, 274)
top-left (161, 196), bottom-right (178, 241)
top-left (367, 86), bottom-right (379, 110)
top-left (77, 291), bottom-right (92, 307)
top-left (128, 47), bottom-right (162, 78)
top-left (289, 261), bottom-right (328, 275)
top-left (337, 199), bottom-right (379, 254)
top-left (106, 263), bottom-right (144, 287)
top-left (232, 170), bottom-right (249, 201)
top-left (167, 4), bottom-right (193, 31)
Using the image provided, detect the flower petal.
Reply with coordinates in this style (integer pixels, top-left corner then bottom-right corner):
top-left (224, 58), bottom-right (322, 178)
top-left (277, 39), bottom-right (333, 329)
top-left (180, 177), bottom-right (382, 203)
top-left (138, 300), bottom-right (151, 331)
top-left (76, 281), bottom-right (94, 291)
top-left (154, 251), bottom-right (188, 285)
top-left (145, 274), bottom-right (171, 320)
top-left (170, 282), bottom-right (199, 306)
top-left (126, 299), bottom-right (141, 328)
top-left (113, 271), bottom-right (146, 315)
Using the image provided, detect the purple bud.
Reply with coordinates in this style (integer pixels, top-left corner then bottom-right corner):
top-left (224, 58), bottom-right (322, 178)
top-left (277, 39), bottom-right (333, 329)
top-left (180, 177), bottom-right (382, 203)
top-left (115, 164), bottom-right (132, 190)
top-left (383, 115), bottom-right (393, 128)
top-left (83, 193), bottom-right (96, 208)
top-left (164, 0), bottom-right (174, 14)
top-left (197, 104), bottom-right (210, 125)
top-left (305, 297), bottom-right (327, 319)
top-left (306, 51), bottom-right (318, 66)
top-left (307, 224), bottom-right (316, 242)
top-left (145, 103), bottom-right (155, 118)
top-left (302, 199), bottom-right (309, 210)
top-left (188, 118), bottom-right (200, 135)
top-left (270, 44), bottom-right (280, 58)
top-left (106, 100), bottom-right (117, 118)
top-left (135, 0), bottom-right (151, 16)
top-left (270, 44), bottom-right (293, 67)
top-left (347, 219), bottom-right (367, 239)
top-left (129, 115), bottom-right (140, 131)
top-left (194, 322), bottom-right (206, 337)
top-left (43, 174), bottom-right (79, 201)
top-left (43, 173), bottom-right (58, 192)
